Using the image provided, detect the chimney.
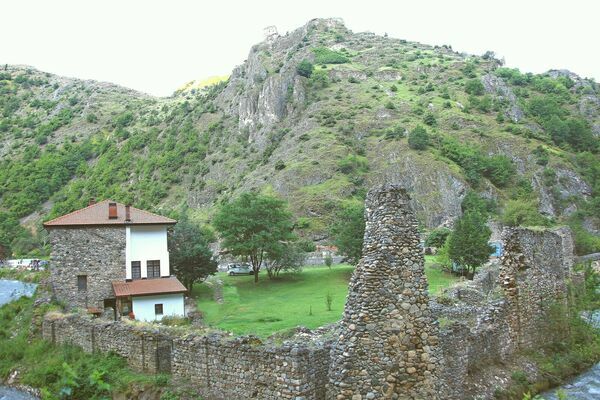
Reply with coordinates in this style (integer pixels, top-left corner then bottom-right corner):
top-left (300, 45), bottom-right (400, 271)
top-left (88, 198), bottom-right (96, 206)
top-left (125, 204), bottom-right (131, 222)
top-left (108, 202), bottom-right (118, 219)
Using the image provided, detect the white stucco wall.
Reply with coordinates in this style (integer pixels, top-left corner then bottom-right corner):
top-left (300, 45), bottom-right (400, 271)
top-left (132, 293), bottom-right (185, 322)
top-left (125, 225), bottom-right (170, 279)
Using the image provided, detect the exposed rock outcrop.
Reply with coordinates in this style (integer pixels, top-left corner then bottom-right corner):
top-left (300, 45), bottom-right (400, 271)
top-left (481, 73), bottom-right (524, 122)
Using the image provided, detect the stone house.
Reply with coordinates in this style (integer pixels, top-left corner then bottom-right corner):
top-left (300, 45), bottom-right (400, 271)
top-left (44, 200), bottom-right (187, 322)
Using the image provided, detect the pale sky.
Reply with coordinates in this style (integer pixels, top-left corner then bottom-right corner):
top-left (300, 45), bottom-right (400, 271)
top-left (2, 0), bottom-right (599, 97)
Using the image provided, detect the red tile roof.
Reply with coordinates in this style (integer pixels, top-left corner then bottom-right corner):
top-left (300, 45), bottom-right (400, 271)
top-left (44, 200), bottom-right (176, 227)
top-left (112, 277), bottom-right (187, 297)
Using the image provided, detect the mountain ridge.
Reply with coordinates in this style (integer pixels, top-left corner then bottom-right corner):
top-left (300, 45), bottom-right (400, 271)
top-left (0, 18), bottom-right (598, 256)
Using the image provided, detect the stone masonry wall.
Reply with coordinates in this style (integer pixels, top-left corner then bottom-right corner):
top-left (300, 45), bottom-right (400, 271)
top-left (498, 226), bottom-right (574, 350)
top-left (48, 227), bottom-right (126, 310)
top-left (43, 314), bottom-right (331, 400)
top-left (327, 185), bottom-right (440, 399)
top-left (434, 226), bottom-right (575, 399)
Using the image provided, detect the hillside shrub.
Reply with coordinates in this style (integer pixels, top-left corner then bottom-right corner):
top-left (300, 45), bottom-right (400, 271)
top-left (439, 137), bottom-right (514, 187)
top-left (114, 112), bottom-right (134, 128)
top-left (312, 47), bottom-right (349, 64)
top-left (309, 69), bottom-right (330, 88)
top-left (461, 190), bottom-right (497, 216)
top-left (297, 60), bottom-right (314, 78)
top-left (274, 160), bottom-right (286, 170)
top-left (482, 155), bottom-right (514, 187)
top-left (383, 124), bottom-right (405, 140)
top-left (408, 125), bottom-right (429, 150)
top-left (337, 154), bottom-right (368, 174)
top-left (423, 112), bottom-right (436, 126)
top-left (501, 200), bottom-right (551, 227)
top-left (465, 79), bottom-right (485, 95)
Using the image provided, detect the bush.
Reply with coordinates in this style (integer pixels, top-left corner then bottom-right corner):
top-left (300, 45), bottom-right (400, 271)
top-left (383, 124), bottom-right (405, 140)
top-left (309, 69), bottom-right (330, 88)
top-left (324, 254), bottom-right (333, 268)
top-left (337, 154), bottom-right (368, 174)
top-left (114, 112), bottom-right (134, 128)
top-left (274, 160), bottom-right (286, 170)
top-left (465, 79), bottom-right (485, 95)
top-left (482, 155), bottom-right (515, 187)
top-left (408, 125), bottom-right (429, 150)
top-left (423, 112), bottom-right (436, 126)
top-left (297, 60), bottom-right (314, 78)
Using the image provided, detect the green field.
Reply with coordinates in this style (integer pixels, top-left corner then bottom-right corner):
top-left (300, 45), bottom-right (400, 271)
top-left (193, 260), bottom-right (457, 337)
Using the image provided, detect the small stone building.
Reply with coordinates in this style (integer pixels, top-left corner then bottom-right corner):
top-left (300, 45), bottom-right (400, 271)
top-left (44, 200), bottom-right (186, 321)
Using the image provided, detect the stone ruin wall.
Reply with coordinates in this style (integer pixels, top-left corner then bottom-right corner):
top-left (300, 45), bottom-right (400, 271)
top-left (499, 226), bottom-right (574, 350)
top-left (42, 314), bottom-right (330, 400)
top-left (435, 226), bottom-right (575, 399)
top-left (327, 185), bottom-right (440, 399)
top-left (41, 185), bottom-right (577, 400)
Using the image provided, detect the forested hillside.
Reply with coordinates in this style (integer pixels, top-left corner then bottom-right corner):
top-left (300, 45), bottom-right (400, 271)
top-left (1, 18), bottom-right (599, 257)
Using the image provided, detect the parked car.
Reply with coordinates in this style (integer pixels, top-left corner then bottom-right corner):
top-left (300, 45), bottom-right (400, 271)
top-left (228, 265), bottom-right (254, 276)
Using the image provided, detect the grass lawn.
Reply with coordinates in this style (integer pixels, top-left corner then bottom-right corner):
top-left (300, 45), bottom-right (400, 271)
top-left (193, 258), bottom-right (458, 337)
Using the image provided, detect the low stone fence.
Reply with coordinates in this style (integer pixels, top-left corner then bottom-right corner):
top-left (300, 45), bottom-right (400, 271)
top-left (42, 314), bottom-right (331, 400)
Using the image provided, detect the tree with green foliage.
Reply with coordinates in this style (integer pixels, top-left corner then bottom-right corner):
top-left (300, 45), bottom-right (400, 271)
top-left (447, 211), bottom-right (493, 279)
top-left (425, 227), bottom-right (451, 248)
top-left (408, 125), bottom-right (430, 150)
top-left (265, 239), bottom-right (312, 278)
top-left (296, 60), bottom-right (314, 78)
top-left (213, 192), bottom-right (296, 282)
top-left (329, 203), bottom-right (365, 265)
top-left (168, 217), bottom-right (217, 293)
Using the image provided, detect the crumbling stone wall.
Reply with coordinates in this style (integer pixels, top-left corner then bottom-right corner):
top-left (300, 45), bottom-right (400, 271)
top-left (48, 227), bottom-right (126, 310)
top-left (43, 314), bottom-right (331, 400)
top-left (327, 185), bottom-right (440, 399)
top-left (434, 226), bottom-right (575, 399)
top-left (499, 226), bottom-right (574, 350)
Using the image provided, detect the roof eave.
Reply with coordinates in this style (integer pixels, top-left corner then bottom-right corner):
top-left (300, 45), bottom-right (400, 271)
top-left (44, 221), bottom-right (177, 228)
